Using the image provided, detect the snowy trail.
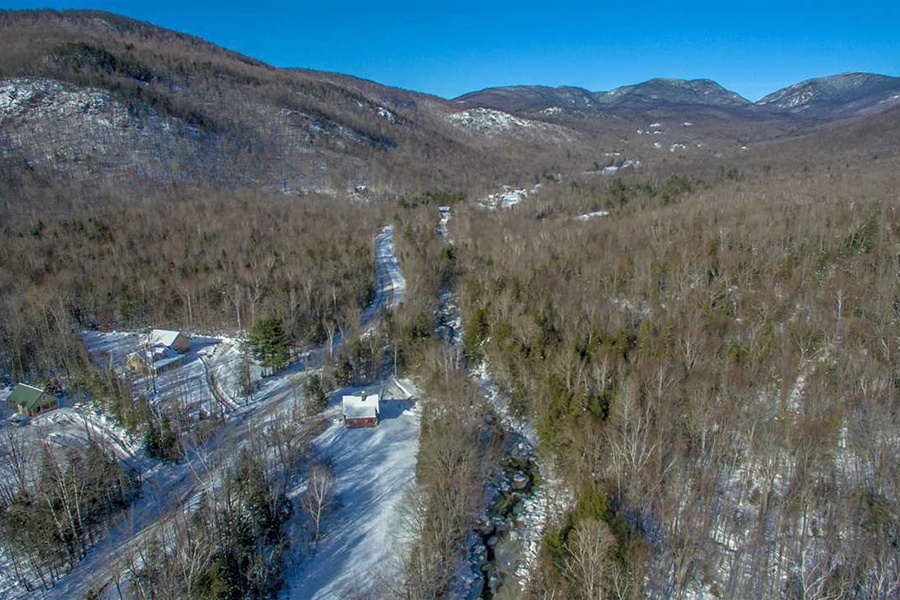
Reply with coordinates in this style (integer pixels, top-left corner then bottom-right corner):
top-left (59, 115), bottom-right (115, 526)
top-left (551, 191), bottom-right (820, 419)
top-left (38, 225), bottom-right (407, 599)
top-left (45, 373), bottom-right (313, 599)
top-left (44, 448), bottom-right (200, 599)
top-left (305, 224), bottom-right (406, 364)
top-left (199, 354), bottom-right (238, 411)
top-left (281, 225), bottom-right (416, 598)
top-left (361, 225), bottom-right (406, 328)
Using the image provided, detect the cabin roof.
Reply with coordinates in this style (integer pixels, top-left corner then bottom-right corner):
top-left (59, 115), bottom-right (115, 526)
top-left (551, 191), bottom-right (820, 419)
top-left (8, 383), bottom-right (53, 409)
top-left (342, 393), bottom-right (380, 420)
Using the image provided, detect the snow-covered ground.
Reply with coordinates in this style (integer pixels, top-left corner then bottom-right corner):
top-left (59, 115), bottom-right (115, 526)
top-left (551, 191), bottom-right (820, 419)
top-left (283, 226), bottom-right (417, 598)
top-left (81, 330), bottom-right (240, 416)
top-left (575, 210), bottom-right (610, 221)
top-left (0, 404), bottom-right (141, 493)
top-left (0, 224), bottom-right (412, 599)
top-left (283, 381), bottom-right (420, 598)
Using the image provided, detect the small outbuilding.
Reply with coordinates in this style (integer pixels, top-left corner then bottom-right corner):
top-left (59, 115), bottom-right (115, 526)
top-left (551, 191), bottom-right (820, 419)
top-left (342, 393), bottom-right (380, 428)
top-left (142, 329), bottom-right (191, 353)
top-left (7, 383), bottom-right (58, 417)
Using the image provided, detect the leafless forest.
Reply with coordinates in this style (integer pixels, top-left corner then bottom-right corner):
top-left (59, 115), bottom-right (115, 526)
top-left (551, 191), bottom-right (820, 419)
top-left (1, 8), bottom-right (900, 600)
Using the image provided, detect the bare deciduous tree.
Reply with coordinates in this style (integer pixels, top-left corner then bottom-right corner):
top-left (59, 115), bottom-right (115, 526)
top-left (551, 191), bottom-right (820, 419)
top-left (302, 462), bottom-right (335, 545)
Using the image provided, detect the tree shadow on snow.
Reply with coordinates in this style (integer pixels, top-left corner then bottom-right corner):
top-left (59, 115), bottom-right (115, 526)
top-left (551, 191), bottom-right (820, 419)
top-left (379, 399), bottom-right (415, 420)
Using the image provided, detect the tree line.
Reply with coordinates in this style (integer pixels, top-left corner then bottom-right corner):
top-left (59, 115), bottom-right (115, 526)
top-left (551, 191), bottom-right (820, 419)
top-left (0, 188), bottom-right (377, 382)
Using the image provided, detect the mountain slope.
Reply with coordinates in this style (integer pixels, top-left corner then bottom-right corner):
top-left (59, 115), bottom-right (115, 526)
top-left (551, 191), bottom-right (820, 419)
top-left (596, 77), bottom-right (751, 108)
top-left (454, 85), bottom-right (600, 112)
top-left (455, 74), bottom-right (900, 122)
top-left (0, 10), bottom-right (579, 198)
top-left (758, 72), bottom-right (900, 118)
top-left (2, 9), bottom-right (898, 201)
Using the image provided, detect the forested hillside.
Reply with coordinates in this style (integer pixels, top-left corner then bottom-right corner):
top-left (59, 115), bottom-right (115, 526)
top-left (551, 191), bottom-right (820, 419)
top-left (451, 153), bottom-right (900, 597)
top-left (0, 190), bottom-right (375, 380)
top-left (0, 10), bottom-right (578, 196)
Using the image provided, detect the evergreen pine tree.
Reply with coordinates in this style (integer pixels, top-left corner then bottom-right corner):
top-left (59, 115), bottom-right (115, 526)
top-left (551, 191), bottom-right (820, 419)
top-left (248, 317), bottom-right (290, 376)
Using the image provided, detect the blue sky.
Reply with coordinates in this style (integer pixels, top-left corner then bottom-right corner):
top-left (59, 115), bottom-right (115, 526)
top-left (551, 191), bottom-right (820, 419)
top-left (4, 1), bottom-right (899, 100)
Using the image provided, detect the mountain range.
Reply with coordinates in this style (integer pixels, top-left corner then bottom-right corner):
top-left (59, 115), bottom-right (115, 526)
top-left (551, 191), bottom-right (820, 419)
top-left (455, 73), bottom-right (900, 119)
top-left (1, 9), bottom-right (899, 199)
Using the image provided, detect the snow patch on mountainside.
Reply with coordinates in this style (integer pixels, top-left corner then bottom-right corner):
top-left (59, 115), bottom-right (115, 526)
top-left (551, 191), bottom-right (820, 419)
top-left (0, 78), bottom-right (128, 125)
top-left (477, 185), bottom-right (537, 210)
top-left (575, 210), bottom-right (610, 221)
top-left (759, 86), bottom-right (816, 110)
top-left (448, 107), bottom-right (567, 138)
top-left (0, 77), bottom-right (209, 184)
top-left (448, 108), bottom-right (533, 131)
top-left (757, 73), bottom-right (900, 115)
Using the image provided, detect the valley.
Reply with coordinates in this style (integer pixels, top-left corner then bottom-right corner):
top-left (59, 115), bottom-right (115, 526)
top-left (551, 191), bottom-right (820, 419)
top-left (1, 7), bottom-right (899, 600)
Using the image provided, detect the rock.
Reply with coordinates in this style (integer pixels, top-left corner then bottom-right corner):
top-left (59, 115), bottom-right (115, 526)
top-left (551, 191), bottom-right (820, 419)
top-left (479, 520), bottom-right (496, 536)
top-left (487, 535), bottom-right (499, 547)
top-left (512, 471), bottom-right (529, 489)
top-left (488, 570), bottom-right (503, 590)
top-left (467, 577), bottom-right (485, 600)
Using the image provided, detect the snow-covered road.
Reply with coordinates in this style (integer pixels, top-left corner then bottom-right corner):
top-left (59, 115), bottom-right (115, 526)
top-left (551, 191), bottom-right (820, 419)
top-left (361, 225), bottom-right (406, 328)
top-left (282, 226), bottom-right (417, 598)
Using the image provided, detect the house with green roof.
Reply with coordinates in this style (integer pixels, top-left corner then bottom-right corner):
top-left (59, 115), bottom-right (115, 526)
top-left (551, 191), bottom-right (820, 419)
top-left (7, 383), bottom-right (58, 417)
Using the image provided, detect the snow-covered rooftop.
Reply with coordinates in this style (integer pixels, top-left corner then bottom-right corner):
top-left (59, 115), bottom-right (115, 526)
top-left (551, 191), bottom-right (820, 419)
top-left (144, 329), bottom-right (184, 348)
top-left (342, 393), bottom-right (380, 420)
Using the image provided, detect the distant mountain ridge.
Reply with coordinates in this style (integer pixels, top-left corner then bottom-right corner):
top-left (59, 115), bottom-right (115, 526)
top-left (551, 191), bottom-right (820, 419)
top-left (0, 9), bottom-right (575, 195)
top-left (455, 73), bottom-right (900, 119)
top-left (593, 78), bottom-right (751, 108)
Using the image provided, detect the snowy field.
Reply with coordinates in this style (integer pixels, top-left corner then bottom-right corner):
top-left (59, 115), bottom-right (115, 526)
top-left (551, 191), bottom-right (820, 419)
top-left (284, 380), bottom-right (420, 599)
